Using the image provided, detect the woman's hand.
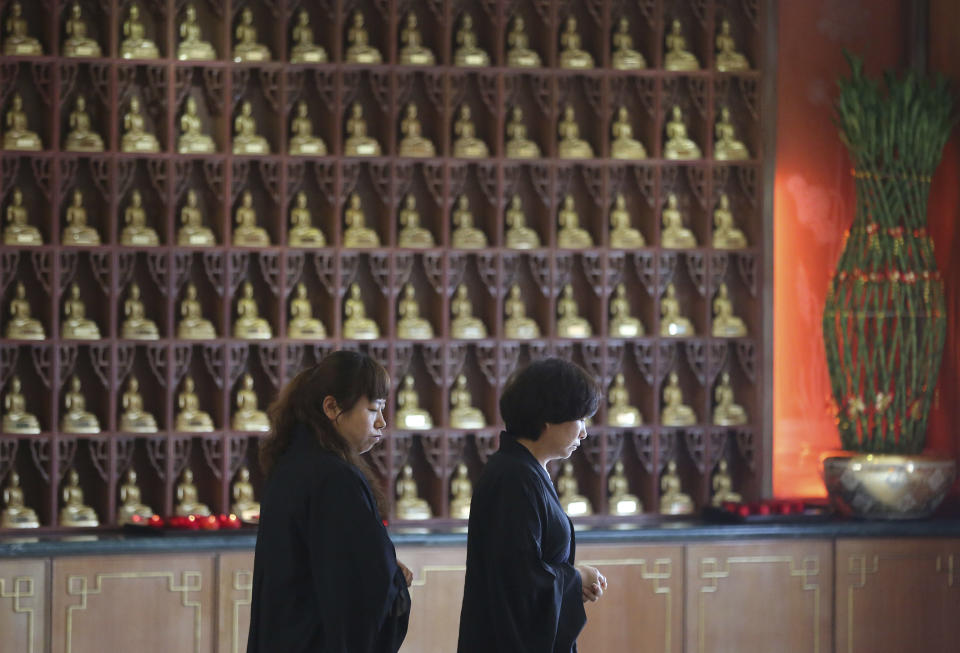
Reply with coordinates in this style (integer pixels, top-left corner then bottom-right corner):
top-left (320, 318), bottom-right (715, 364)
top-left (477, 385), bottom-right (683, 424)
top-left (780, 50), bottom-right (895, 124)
top-left (397, 560), bottom-right (413, 587)
top-left (576, 564), bottom-right (607, 602)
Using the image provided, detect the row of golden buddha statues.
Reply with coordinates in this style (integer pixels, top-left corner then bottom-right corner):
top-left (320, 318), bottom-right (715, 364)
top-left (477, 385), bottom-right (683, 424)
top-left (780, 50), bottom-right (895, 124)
top-left (5, 83), bottom-right (752, 162)
top-left (5, 182), bottom-right (749, 251)
top-left (5, 2), bottom-right (752, 73)
top-left (1, 439), bottom-right (742, 527)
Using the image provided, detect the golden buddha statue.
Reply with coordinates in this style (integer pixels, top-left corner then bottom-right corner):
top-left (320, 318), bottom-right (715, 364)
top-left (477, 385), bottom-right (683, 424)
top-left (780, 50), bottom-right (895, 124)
top-left (397, 284), bottom-right (433, 339)
top-left (713, 372), bottom-right (747, 426)
top-left (3, 2), bottom-right (43, 55)
top-left (505, 107), bottom-right (541, 159)
top-left (342, 283), bottom-right (380, 339)
top-left (715, 20), bottom-right (750, 72)
top-left (63, 189), bottom-right (100, 246)
top-left (607, 373), bottom-right (642, 427)
top-left (289, 100), bottom-right (326, 155)
top-left (451, 195), bottom-right (487, 248)
top-left (234, 281), bottom-right (272, 339)
top-left (660, 283), bottom-right (694, 337)
top-left (62, 283), bottom-right (101, 340)
top-left (451, 284), bottom-right (488, 339)
top-left (4, 187), bottom-right (43, 245)
top-left (557, 194), bottom-right (593, 248)
top-left (449, 463), bottom-right (472, 519)
top-left (399, 11), bottom-right (435, 65)
top-left (504, 195), bottom-right (540, 249)
top-left (661, 192), bottom-right (697, 248)
top-left (609, 282), bottom-right (643, 337)
top-left (713, 193), bottom-right (748, 249)
top-left (450, 374), bottom-right (485, 429)
top-left (611, 17), bottom-right (645, 70)
top-left (290, 9), bottom-right (327, 63)
top-left (714, 107), bottom-right (750, 160)
top-left (398, 103), bottom-right (435, 157)
top-left (233, 190), bottom-right (270, 246)
top-left (289, 191), bottom-right (325, 246)
top-left (178, 189), bottom-right (216, 246)
top-left (345, 10), bottom-right (381, 63)
top-left (120, 375), bottom-right (158, 433)
top-left (177, 282), bottom-right (217, 339)
top-left (61, 375), bottom-right (100, 433)
top-left (121, 282), bottom-right (159, 340)
top-left (177, 3), bottom-right (216, 60)
top-left (6, 282), bottom-right (45, 340)
top-left (175, 376), bottom-right (214, 431)
top-left (664, 19), bottom-right (699, 71)
top-left (121, 3), bottom-right (159, 59)
top-left (608, 460), bottom-right (641, 515)
top-left (396, 375), bottom-right (433, 430)
top-left (117, 468), bottom-right (155, 525)
top-left (396, 464), bottom-right (432, 519)
top-left (3, 376), bottom-right (40, 433)
top-left (121, 190), bottom-right (159, 246)
top-left (289, 282), bottom-right (326, 339)
top-left (1, 470), bottom-right (39, 528)
top-left (63, 2), bottom-right (101, 57)
top-left (611, 106), bottom-right (647, 160)
top-left (4, 93), bottom-right (42, 150)
top-left (664, 105), bottom-right (701, 159)
top-left (175, 468), bottom-right (211, 517)
top-left (65, 95), bottom-right (104, 152)
top-left (506, 15), bottom-right (540, 67)
top-left (233, 101), bottom-right (270, 154)
top-left (233, 7), bottom-right (271, 62)
top-left (660, 460), bottom-right (694, 514)
top-left (558, 104), bottom-right (594, 159)
top-left (661, 372), bottom-right (696, 426)
top-left (232, 466), bottom-right (259, 520)
top-left (711, 459), bottom-right (742, 506)
top-left (344, 102), bottom-right (381, 156)
top-left (712, 283), bottom-right (747, 337)
top-left (556, 284), bottom-right (591, 338)
top-left (504, 284), bottom-right (540, 339)
top-left (60, 469), bottom-right (99, 527)
top-left (121, 96), bottom-right (160, 152)
top-left (557, 461), bottom-right (592, 516)
top-left (233, 373), bottom-right (270, 432)
top-left (454, 13), bottom-right (489, 67)
top-left (559, 16), bottom-right (593, 69)
top-left (398, 194), bottom-right (435, 248)
top-left (178, 96), bottom-right (216, 153)
top-left (609, 193), bottom-right (645, 249)
top-left (453, 105), bottom-right (489, 158)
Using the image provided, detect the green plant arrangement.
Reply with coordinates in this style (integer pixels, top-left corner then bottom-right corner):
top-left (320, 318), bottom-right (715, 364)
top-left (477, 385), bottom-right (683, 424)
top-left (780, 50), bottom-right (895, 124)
top-left (823, 51), bottom-right (955, 454)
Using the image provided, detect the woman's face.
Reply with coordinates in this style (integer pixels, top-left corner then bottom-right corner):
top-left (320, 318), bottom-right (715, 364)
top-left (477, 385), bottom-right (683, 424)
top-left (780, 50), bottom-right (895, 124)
top-left (329, 395), bottom-right (387, 454)
top-left (539, 419), bottom-right (588, 461)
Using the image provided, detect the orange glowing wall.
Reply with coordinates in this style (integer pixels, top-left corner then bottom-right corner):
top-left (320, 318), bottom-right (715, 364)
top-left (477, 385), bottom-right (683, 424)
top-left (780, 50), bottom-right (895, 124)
top-left (773, 0), bottom-right (960, 497)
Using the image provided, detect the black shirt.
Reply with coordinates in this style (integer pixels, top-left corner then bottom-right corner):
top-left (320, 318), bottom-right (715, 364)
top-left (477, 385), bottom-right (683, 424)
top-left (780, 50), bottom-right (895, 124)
top-left (458, 434), bottom-right (586, 653)
top-left (247, 424), bottom-right (410, 653)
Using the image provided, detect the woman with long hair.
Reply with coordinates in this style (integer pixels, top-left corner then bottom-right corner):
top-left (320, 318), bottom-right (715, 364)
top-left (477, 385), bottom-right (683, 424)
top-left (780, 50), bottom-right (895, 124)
top-left (458, 357), bottom-right (608, 653)
top-left (247, 351), bottom-right (411, 653)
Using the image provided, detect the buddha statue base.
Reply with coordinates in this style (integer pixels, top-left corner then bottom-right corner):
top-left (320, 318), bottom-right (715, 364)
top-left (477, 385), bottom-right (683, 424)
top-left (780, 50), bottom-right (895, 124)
top-left (505, 230), bottom-right (540, 249)
top-left (289, 320), bottom-right (326, 339)
top-left (4, 134), bottom-right (42, 151)
top-left (714, 144), bottom-right (750, 161)
top-left (121, 229), bottom-right (160, 246)
top-left (610, 230), bottom-right (645, 249)
top-left (560, 51), bottom-right (594, 69)
top-left (346, 48), bottom-right (382, 64)
top-left (661, 319), bottom-right (695, 338)
top-left (291, 47), bottom-right (328, 64)
top-left (454, 140), bottom-right (489, 158)
top-left (117, 505), bottom-right (155, 525)
top-left (233, 47), bottom-right (271, 63)
top-left (399, 139), bottom-right (436, 158)
top-left (396, 501), bottom-right (432, 520)
top-left (62, 227), bottom-right (101, 246)
top-left (612, 140), bottom-right (647, 160)
top-left (557, 231), bottom-right (593, 249)
top-left (176, 503), bottom-right (211, 518)
top-left (232, 411), bottom-right (270, 432)
top-left (290, 138), bottom-right (327, 156)
top-left (233, 230), bottom-right (271, 247)
top-left (450, 501), bottom-right (471, 520)
top-left (65, 134), bottom-right (105, 152)
top-left (234, 321), bottom-right (272, 340)
top-left (65, 42), bottom-right (102, 58)
top-left (613, 52), bottom-right (646, 70)
top-left (177, 43), bottom-right (217, 61)
top-left (121, 134), bottom-right (161, 153)
top-left (233, 138), bottom-right (270, 155)
top-left (177, 136), bottom-right (216, 154)
top-left (558, 141), bottom-right (593, 159)
top-left (662, 232), bottom-right (698, 249)
top-left (665, 54), bottom-right (700, 72)
top-left (452, 229), bottom-right (487, 249)
top-left (2, 414), bottom-right (41, 434)
top-left (1, 509), bottom-right (39, 528)
top-left (121, 41), bottom-right (160, 59)
top-left (561, 496), bottom-right (593, 517)
top-left (400, 49), bottom-right (435, 66)
top-left (716, 54), bottom-right (749, 73)
top-left (611, 495), bottom-right (642, 516)
top-left (714, 407), bottom-right (748, 426)
top-left (289, 228), bottom-right (326, 246)
top-left (177, 321), bottom-right (216, 340)
top-left (343, 319), bottom-right (379, 340)
top-left (450, 408), bottom-right (485, 430)
top-left (660, 494), bottom-right (694, 515)
top-left (455, 51), bottom-right (489, 67)
top-left (664, 143), bottom-right (701, 160)
top-left (451, 318), bottom-right (487, 340)
top-left (714, 232), bottom-right (748, 250)
top-left (7, 320), bottom-right (45, 340)
top-left (60, 510), bottom-right (99, 527)
top-left (608, 407), bottom-right (642, 428)
top-left (4, 226), bottom-right (43, 246)
top-left (122, 321), bottom-right (160, 340)
top-left (504, 319), bottom-right (540, 340)
top-left (508, 50), bottom-right (540, 67)
top-left (397, 319), bottom-right (433, 340)
top-left (610, 318), bottom-right (644, 338)
top-left (396, 410), bottom-right (433, 431)
top-left (120, 414), bottom-right (158, 433)
top-left (4, 40), bottom-right (43, 56)
top-left (344, 138), bottom-right (381, 157)
top-left (175, 414), bottom-right (215, 432)
top-left (712, 320), bottom-right (747, 338)
top-left (557, 318), bottom-right (592, 339)
top-left (506, 140), bottom-right (541, 159)
top-left (177, 228), bottom-right (216, 246)
top-left (61, 413), bottom-right (101, 434)
top-left (62, 321), bottom-right (102, 340)
top-left (662, 408), bottom-right (697, 427)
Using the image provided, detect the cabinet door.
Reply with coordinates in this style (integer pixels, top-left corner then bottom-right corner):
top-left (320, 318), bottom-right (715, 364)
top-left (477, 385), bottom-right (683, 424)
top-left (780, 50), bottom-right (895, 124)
top-left (686, 539), bottom-right (833, 653)
top-left (51, 554), bottom-right (215, 653)
top-left (218, 552), bottom-right (254, 653)
top-left (836, 538), bottom-right (960, 653)
top-left (0, 558), bottom-right (47, 653)
top-left (577, 543), bottom-right (684, 653)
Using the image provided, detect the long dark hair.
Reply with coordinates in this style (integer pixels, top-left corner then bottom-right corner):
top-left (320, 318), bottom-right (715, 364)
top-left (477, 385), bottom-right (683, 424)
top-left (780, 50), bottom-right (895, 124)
top-left (260, 350), bottom-right (390, 513)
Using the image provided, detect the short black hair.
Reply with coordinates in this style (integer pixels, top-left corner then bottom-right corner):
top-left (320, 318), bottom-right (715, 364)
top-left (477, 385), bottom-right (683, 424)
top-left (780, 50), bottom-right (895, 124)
top-left (498, 358), bottom-right (601, 440)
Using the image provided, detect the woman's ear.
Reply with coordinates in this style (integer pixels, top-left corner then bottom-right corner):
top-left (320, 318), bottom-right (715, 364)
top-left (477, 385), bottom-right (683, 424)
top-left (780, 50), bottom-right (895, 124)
top-left (322, 395), bottom-right (340, 421)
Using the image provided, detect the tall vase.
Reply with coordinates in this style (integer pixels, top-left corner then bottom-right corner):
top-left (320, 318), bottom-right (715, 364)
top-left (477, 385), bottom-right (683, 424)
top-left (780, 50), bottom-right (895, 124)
top-left (822, 169), bottom-right (947, 454)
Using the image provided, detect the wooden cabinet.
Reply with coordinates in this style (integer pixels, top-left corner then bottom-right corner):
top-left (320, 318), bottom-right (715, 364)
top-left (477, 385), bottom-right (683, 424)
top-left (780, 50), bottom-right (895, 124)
top-left (217, 552), bottom-right (254, 653)
top-left (0, 558), bottom-right (46, 653)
